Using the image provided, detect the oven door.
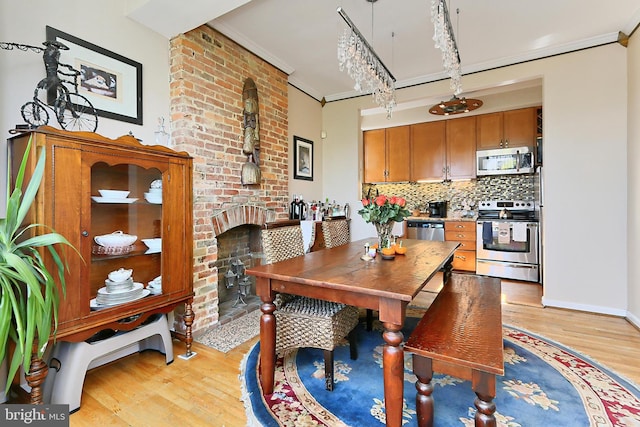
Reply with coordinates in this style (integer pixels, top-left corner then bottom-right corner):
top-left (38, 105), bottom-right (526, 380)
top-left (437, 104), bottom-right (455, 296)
top-left (476, 220), bottom-right (539, 264)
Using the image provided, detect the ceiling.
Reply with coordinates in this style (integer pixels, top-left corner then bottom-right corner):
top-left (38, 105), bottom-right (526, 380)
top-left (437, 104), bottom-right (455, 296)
top-left (129, 0), bottom-right (640, 106)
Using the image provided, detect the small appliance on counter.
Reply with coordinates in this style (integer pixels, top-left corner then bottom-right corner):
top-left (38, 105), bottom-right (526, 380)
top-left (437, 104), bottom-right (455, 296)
top-left (427, 201), bottom-right (447, 218)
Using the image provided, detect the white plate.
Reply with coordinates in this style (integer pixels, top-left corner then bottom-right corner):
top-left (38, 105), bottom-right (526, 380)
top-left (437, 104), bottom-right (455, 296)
top-left (90, 289), bottom-right (150, 309)
top-left (92, 196), bottom-right (139, 204)
top-left (145, 248), bottom-right (161, 254)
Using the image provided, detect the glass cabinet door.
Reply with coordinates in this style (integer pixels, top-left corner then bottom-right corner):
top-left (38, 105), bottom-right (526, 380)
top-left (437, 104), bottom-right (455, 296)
top-left (87, 160), bottom-right (165, 311)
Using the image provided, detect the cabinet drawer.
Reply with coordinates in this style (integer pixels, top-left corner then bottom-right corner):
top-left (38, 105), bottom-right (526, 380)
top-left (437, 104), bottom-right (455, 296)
top-left (447, 239), bottom-right (475, 251)
top-left (445, 230), bottom-right (475, 242)
top-left (445, 221), bottom-right (475, 232)
top-left (452, 249), bottom-right (476, 272)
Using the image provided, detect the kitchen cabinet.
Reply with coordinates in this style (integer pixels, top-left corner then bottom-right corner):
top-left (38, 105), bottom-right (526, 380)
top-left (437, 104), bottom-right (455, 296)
top-left (476, 107), bottom-right (538, 150)
top-left (445, 116), bottom-right (476, 180)
top-left (410, 117), bottom-right (475, 182)
top-left (8, 127), bottom-right (194, 347)
top-left (445, 221), bottom-right (476, 272)
top-left (410, 121), bottom-right (446, 181)
top-left (363, 126), bottom-right (411, 183)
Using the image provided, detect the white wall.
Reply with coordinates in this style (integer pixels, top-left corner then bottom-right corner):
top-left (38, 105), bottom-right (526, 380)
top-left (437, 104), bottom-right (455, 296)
top-left (288, 86), bottom-right (323, 204)
top-left (0, 0), bottom-right (171, 213)
top-left (323, 43), bottom-right (630, 316)
top-left (628, 31), bottom-right (640, 326)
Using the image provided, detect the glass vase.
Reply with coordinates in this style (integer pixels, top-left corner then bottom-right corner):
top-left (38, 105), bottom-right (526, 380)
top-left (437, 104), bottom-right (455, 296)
top-left (374, 221), bottom-right (394, 250)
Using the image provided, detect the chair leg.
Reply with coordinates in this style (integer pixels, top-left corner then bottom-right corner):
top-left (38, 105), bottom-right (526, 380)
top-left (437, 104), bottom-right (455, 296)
top-left (348, 329), bottom-right (358, 360)
top-left (323, 349), bottom-right (334, 391)
top-left (366, 309), bottom-right (374, 331)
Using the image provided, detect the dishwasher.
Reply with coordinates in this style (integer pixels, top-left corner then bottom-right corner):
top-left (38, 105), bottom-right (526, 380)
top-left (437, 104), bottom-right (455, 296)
top-left (406, 220), bottom-right (445, 241)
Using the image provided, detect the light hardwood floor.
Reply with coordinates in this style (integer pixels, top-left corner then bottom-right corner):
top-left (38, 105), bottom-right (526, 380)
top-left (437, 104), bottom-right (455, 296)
top-left (51, 280), bottom-right (640, 426)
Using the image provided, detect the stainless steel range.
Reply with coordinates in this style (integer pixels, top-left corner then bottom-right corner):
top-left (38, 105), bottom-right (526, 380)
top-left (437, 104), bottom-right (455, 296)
top-left (476, 200), bottom-right (540, 282)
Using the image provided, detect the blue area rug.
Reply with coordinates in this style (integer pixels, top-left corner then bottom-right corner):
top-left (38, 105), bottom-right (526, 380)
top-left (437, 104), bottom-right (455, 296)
top-left (240, 318), bottom-right (640, 426)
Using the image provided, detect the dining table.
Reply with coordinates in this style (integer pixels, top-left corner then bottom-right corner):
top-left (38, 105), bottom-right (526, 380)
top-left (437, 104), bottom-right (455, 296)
top-left (246, 237), bottom-right (460, 427)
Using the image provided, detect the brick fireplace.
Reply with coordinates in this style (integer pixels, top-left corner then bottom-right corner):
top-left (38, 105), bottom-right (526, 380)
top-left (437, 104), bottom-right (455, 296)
top-left (168, 26), bottom-right (290, 335)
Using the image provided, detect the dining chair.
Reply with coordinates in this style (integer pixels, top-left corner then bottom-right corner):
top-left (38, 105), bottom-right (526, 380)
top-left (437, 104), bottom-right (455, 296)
top-left (261, 220), bottom-right (359, 391)
top-left (322, 218), bottom-right (376, 330)
top-left (321, 217), bottom-right (350, 249)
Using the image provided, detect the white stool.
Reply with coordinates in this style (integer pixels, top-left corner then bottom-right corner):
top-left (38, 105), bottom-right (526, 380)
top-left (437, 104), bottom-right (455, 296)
top-left (44, 314), bottom-right (173, 412)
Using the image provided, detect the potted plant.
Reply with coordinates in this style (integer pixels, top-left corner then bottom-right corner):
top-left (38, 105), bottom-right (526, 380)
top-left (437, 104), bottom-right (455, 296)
top-left (0, 135), bottom-right (76, 402)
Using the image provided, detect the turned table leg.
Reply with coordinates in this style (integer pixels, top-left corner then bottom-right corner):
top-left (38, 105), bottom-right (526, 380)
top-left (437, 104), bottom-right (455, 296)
top-left (472, 370), bottom-right (497, 427)
top-left (382, 321), bottom-right (404, 427)
top-left (412, 355), bottom-right (434, 427)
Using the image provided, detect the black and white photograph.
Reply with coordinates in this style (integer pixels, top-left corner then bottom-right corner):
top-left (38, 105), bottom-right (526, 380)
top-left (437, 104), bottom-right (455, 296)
top-left (293, 136), bottom-right (313, 181)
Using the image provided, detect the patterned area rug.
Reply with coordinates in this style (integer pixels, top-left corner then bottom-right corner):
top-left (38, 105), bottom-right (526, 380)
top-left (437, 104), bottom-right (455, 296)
top-left (195, 309), bottom-right (260, 353)
top-left (240, 318), bottom-right (640, 426)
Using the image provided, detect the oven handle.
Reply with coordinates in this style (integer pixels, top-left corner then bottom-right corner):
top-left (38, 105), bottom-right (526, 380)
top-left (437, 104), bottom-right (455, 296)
top-left (477, 220), bottom-right (538, 228)
top-left (477, 260), bottom-right (537, 269)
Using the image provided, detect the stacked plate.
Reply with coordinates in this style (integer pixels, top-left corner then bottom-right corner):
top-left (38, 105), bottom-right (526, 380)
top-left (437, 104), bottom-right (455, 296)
top-left (96, 282), bottom-right (145, 305)
top-left (92, 189), bottom-right (138, 204)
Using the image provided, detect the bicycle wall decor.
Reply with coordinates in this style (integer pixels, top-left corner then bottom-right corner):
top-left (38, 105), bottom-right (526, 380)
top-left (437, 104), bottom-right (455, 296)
top-left (0, 40), bottom-right (99, 132)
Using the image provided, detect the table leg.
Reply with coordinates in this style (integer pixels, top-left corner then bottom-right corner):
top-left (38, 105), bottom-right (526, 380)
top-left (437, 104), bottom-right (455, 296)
top-left (259, 298), bottom-right (277, 394)
top-left (382, 321), bottom-right (404, 427)
top-left (472, 370), bottom-right (497, 427)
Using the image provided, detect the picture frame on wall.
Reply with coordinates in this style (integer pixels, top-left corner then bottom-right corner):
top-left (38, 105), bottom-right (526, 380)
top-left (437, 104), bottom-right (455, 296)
top-left (46, 26), bottom-right (143, 125)
top-left (293, 136), bottom-right (313, 181)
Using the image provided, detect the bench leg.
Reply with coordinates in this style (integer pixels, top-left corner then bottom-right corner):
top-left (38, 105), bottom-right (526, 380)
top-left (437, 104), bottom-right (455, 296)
top-left (323, 349), bottom-right (334, 391)
top-left (472, 370), bottom-right (497, 427)
top-left (412, 355), bottom-right (434, 427)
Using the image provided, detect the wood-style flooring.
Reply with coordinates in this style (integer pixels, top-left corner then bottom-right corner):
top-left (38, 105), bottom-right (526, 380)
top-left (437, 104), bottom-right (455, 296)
top-left (37, 279), bottom-right (640, 426)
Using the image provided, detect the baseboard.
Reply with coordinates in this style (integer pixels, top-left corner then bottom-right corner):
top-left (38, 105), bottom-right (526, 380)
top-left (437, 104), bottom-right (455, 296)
top-left (541, 297), bottom-right (627, 317)
top-left (626, 310), bottom-right (640, 330)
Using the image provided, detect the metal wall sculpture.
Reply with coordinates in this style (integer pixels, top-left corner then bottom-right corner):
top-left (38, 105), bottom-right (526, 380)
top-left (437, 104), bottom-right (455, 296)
top-left (1, 40), bottom-right (98, 132)
top-left (241, 77), bottom-right (261, 185)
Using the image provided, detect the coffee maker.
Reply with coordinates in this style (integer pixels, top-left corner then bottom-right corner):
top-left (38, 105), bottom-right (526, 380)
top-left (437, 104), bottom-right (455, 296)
top-left (427, 201), bottom-right (447, 218)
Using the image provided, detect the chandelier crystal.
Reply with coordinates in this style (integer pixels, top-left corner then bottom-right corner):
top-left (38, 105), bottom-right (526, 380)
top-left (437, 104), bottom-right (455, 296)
top-left (337, 6), bottom-right (396, 118)
top-left (431, 0), bottom-right (462, 95)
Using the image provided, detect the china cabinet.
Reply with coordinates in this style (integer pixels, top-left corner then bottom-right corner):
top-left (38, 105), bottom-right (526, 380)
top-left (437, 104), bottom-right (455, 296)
top-left (7, 127), bottom-right (194, 350)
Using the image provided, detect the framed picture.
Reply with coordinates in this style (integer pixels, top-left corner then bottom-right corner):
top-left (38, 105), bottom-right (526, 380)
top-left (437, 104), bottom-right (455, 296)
top-left (46, 26), bottom-right (143, 125)
top-left (293, 136), bottom-right (313, 181)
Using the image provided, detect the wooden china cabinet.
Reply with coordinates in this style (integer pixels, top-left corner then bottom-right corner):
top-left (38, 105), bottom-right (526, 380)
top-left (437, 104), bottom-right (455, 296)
top-left (7, 127), bottom-right (194, 374)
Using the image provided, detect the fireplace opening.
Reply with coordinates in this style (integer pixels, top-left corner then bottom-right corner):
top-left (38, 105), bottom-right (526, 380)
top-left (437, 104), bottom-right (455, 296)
top-left (216, 224), bottom-right (262, 323)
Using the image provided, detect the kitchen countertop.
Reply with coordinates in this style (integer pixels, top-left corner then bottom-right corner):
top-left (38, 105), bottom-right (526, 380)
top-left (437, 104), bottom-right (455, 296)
top-left (406, 215), bottom-right (478, 222)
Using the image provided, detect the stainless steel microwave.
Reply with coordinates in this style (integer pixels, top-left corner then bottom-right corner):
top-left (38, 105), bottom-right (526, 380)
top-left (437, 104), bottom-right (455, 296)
top-left (476, 146), bottom-right (535, 176)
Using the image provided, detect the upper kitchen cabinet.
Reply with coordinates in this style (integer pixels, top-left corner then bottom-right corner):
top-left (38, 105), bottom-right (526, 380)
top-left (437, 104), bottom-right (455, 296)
top-left (410, 121), bottom-right (446, 181)
top-left (363, 126), bottom-right (411, 183)
top-left (476, 107), bottom-right (538, 150)
top-left (446, 115), bottom-right (477, 180)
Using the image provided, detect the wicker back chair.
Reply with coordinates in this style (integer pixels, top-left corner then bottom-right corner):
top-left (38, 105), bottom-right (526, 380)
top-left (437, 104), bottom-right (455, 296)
top-left (321, 218), bottom-right (350, 248)
top-left (261, 220), bottom-right (359, 391)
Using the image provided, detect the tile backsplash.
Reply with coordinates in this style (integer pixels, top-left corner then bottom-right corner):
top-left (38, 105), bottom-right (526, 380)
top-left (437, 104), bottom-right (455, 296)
top-left (363, 174), bottom-right (536, 217)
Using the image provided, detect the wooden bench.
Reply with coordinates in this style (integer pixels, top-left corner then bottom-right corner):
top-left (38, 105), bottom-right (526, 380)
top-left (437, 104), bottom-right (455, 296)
top-left (404, 274), bottom-right (503, 427)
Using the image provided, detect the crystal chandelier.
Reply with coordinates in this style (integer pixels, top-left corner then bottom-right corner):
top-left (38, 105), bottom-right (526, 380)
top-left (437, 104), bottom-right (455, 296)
top-left (337, 3), bottom-right (396, 118)
top-left (431, 0), bottom-right (462, 95)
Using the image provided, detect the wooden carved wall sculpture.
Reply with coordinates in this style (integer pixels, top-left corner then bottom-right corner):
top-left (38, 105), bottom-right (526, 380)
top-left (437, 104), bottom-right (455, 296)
top-left (241, 77), bottom-right (261, 184)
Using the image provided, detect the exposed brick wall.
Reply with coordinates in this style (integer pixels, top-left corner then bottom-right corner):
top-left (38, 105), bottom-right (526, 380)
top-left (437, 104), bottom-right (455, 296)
top-left (169, 26), bottom-right (289, 333)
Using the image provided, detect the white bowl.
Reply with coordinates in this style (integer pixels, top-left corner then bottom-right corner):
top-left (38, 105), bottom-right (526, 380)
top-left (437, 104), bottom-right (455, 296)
top-left (147, 188), bottom-right (162, 194)
top-left (142, 238), bottom-right (162, 251)
top-left (94, 231), bottom-right (137, 247)
top-left (144, 193), bottom-right (162, 204)
top-left (98, 189), bottom-right (130, 199)
top-left (108, 268), bottom-right (133, 282)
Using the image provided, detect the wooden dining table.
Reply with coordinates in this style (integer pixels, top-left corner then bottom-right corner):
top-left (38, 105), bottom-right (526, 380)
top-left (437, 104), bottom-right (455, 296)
top-left (246, 237), bottom-right (460, 427)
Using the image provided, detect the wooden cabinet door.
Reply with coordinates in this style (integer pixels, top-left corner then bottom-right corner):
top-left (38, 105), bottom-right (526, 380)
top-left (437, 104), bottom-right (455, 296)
top-left (503, 107), bottom-right (537, 148)
top-left (446, 116), bottom-right (476, 180)
top-left (476, 112), bottom-right (504, 150)
top-left (410, 121), bottom-right (446, 181)
top-left (385, 126), bottom-right (411, 182)
top-left (363, 129), bottom-right (386, 183)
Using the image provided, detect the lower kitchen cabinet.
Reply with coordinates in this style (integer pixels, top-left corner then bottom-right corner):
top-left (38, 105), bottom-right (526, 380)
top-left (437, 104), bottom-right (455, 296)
top-left (445, 221), bottom-right (476, 272)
